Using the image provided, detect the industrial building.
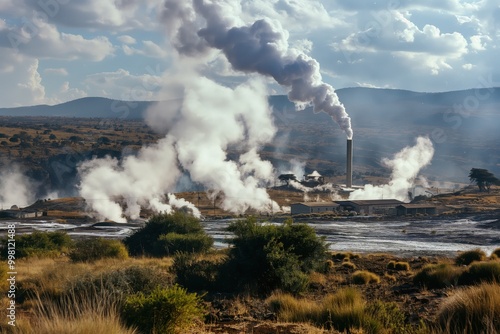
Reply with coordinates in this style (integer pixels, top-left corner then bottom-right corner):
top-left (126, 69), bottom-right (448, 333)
top-left (396, 204), bottom-right (437, 216)
top-left (290, 202), bottom-right (340, 215)
top-left (0, 209), bottom-right (40, 219)
top-left (336, 199), bottom-right (404, 215)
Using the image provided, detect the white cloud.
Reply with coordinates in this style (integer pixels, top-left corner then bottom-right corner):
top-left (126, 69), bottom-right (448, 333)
top-left (0, 50), bottom-right (51, 107)
top-left (44, 67), bottom-right (68, 76)
top-left (84, 69), bottom-right (162, 100)
top-left (122, 40), bottom-right (168, 58)
top-left (0, 19), bottom-right (114, 61)
top-left (118, 35), bottom-right (137, 44)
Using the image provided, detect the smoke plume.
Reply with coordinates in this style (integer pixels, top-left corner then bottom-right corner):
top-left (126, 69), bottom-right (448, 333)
top-left (349, 137), bottom-right (434, 202)
top-left (0, 164), bottom-right (35, 209)
top-left (162, 0), bottom-right (353, 139)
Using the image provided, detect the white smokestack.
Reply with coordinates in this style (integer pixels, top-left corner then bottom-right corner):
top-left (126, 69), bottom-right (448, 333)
top-left (162, 0), bottom-right (353, 139)
top-left (346, 139), bottom-right (353, 188)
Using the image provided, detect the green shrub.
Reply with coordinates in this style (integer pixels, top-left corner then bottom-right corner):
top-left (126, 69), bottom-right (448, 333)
top-left (352, 270), bottom-right (380, 285)
top-left (436, 283), bottom-right (500, 334)
top-left (69, 238), bottom-right (128, 262)
top-left (1, 231), bottom-right (73, 258)
top-left (159, 232), bottom-right (213, 255)
top-left (455, 249), bottom-right (486, 266)
top-left (458, 261), bottom-right (500, 285)
top-left (171, 252), bottom-right (221, 292)
top-left (122, 285), bottom-right (205, 334)
top-left (223, 217), bottom-right (328, 294)
top-left (124, 212), bottom-right (213, 257)
top-left (413, 263), bottom-right (463, 289)
top-left (387, 260), bottom-right (410, 271)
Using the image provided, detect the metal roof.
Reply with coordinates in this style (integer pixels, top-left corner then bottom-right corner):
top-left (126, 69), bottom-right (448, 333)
top-left (336, 199), bottom-right (404, 206)
top-left (291, 202), bottom-right (340, 207)
top-left (397, 204), bottom-right (436, 209)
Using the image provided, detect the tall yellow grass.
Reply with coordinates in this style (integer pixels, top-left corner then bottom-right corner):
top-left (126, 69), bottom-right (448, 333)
top-left (436, 283), bottom-right (500, 334)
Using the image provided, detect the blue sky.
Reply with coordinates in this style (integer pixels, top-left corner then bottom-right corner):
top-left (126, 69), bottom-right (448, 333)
top-left (0, 0), bottom-right (499, 107)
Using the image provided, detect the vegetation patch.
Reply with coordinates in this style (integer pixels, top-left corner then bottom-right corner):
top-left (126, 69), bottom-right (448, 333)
top-left (1, 231), bottom-right (73, 259)
top-left (69, 238), bottom-right (128, 262)
top-left (455, 249), bottom-right (486, 266)
top-left (458, 261), bottom-right (500, 285)
top-left (387, 260), bottom-right (410, 271)
top-left (124, 212), bottom-right (213, 257)
top-left (122, 285), bottom-right (205, 334)
top-left (268, 289), bottom-right (425, 333)
top-left (436, 283), bottom-right (500, 334)
top-left (352, 270), bottom-right (381, 285)
top-left (413, 263), bottom-right (463, 289)
top-left (222, 217), bottom-right (328, 294)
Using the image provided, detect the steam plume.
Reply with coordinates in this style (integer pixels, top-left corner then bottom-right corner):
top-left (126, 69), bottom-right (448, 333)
top-left (0, 164), bottom-right (34, 209)
top-left (349, 137), bottom-right (434, 202)
top-left (78, 74), bottom-right (280, 221)
top-left (162, 0), bottom-right (353, 139)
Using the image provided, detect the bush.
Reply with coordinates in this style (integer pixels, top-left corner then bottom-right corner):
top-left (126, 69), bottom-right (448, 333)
top-left (492, 248), bottom-right (500, 259)
top-left (436, 283), bottom-right (500, 334)
top-left (159, 233), bottom-right (213, 255)
top-left (1, 231), bottom-right (73, 259)
top-left (223, 217), bottom-right (328, 294)
top-left (387, 260), bottom-right (410, 271)
top-left (458, 261), bottom-right (500, 285)
top-left (413, 263), bottom-right (463, 289)
top-left (69, 238), bottom-right (128, 262)
top-left (122, 285), bottom-right (205, 334)
top-left (124, 212), bottom-right (213, 257)
top-left (171, 252), bottom-right (221, 292)
top-left (455, 249), bottom-right (486, 266)
top-left (352, 271), bottom-right (380, 285)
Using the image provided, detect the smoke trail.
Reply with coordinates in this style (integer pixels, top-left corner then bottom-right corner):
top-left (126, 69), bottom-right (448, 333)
top-left (349, 136), bottom-right (434, 201)
top-left (161, 0), bottom-right (353, 139)
top-left (0, 164), bottom-right (35, 209)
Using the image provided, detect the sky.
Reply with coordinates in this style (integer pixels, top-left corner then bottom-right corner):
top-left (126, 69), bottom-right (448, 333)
top-left (0, 0), bottom-right (499, 108)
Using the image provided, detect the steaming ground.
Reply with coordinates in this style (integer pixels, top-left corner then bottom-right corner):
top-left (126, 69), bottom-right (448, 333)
top-left (349, 136), bottom-right (434, 202)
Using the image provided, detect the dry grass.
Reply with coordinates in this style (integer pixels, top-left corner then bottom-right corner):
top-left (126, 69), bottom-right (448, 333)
top-left (341, 261), bottom-right (357, 270)
top-left (436, 283), bottom-right (500, 334)
top-left (267, 288), bottom-right (369, 332)
top-left (9, 289), bottom-right (137, 334)
top-left (455, 249), bottom-right (487, 266)
top-left (387, 260), bottom-right (411, 271)
top-left (352, 270), bottom-right (381, 285)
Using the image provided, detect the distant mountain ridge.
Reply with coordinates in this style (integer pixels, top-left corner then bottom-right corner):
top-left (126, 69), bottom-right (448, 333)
top-left (2, 86), bottom-right (500, 119)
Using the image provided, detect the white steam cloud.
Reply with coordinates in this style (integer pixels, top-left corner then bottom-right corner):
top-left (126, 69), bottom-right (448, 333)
top-left (162, 0), bottom-right (353, 139)
top-left (0, 165), bottom-right (35, 209)
top-left (78, 74), bottom-right (280, 221)
top-left (349, 136), bottom-right (434, 202)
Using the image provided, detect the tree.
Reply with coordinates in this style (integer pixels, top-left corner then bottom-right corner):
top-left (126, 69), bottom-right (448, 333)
top-left (469, 168), bottom-right (500, 192)
top-left (278, 173), bottom-right (297, 185)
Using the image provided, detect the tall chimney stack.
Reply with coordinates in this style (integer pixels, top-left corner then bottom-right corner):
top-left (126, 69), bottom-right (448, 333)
top-left (346, 139), bottom-right (353, 188)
